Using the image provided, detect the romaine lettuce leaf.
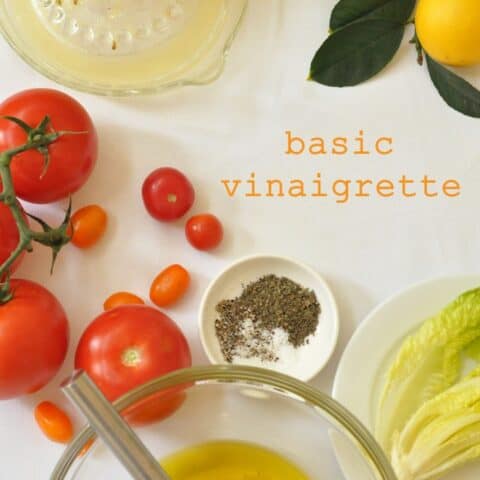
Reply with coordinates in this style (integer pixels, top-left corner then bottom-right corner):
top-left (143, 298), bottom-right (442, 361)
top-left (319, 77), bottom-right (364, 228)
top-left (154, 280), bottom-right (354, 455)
top-left (466, 337), bottom-right (480, 362)
top-left (390, 376), bottom-right (480, 480)
top-left (375, 287), bottom-right (480, 454)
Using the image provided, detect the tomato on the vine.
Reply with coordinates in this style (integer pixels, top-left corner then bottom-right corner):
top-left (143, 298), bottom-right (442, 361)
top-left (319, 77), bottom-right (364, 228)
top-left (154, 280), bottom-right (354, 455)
top-left (142, 167), bottom-right (195, 222)
top-left (0, 203), bottom-right (24, 274)
top-left (185, 213), bottom-right (224, 251)
top-left (0, 279), bottom-right (69, 399)
top-left (75, 305), bottom-right (191, 424)
top-left (0, 89), bottom-right (98, 204)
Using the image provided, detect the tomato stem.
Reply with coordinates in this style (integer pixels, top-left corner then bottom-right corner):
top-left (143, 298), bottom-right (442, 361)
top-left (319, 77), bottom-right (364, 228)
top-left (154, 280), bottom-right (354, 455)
top-left (121, 347), bottom-right (142, 367)
top-left (0, 116), bottom-right (76, 303)
top-left (0, 274), bottom-right (13, 303)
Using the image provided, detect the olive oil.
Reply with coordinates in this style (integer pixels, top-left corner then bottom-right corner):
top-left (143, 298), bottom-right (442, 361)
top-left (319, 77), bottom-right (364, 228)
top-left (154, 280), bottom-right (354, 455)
top-left (160, 441), bottom-right (309, 480)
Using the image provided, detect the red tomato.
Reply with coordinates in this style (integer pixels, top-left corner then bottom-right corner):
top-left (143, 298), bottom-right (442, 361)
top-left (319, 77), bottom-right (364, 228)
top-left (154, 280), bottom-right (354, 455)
top-left (0, 279), bottom-right (69, 399)
top-left (75, 305), bottom-right (191, 402)
top-left (0, 89), bottom-right (98, 204)
top-left (68, 204), bottom-right (107, 249)
top-left (34, 401), bottom-right (74, 444)
top-left (0, 202), bottom-right (24, 274)
top-left (104, 292), bottom-right (145, 311)
top-left (122, 388), bottom-right (187, 427)
top-left (150, 264), bottom-right (190, 307)
top-left (142, 167), bottom-right (195, 222)
top-left (185, 213), bottom-right (224, 251)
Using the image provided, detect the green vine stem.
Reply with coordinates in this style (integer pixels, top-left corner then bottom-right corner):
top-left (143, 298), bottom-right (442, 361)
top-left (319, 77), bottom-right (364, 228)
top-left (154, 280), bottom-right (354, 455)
top-left (0, 116), bottom-right (76, 303)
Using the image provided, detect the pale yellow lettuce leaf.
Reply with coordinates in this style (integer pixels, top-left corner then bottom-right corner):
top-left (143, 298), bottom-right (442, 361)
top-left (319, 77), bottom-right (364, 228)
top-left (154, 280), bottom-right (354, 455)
top-left (390, 376), bottom-right (480, 480)
top-left (375, 288), bottom-right (480, 453)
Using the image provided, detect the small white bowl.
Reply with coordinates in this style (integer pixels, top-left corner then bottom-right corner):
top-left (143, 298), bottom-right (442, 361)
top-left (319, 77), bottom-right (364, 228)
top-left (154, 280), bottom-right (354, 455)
top-left (199, 255), bottom-right (339, 382)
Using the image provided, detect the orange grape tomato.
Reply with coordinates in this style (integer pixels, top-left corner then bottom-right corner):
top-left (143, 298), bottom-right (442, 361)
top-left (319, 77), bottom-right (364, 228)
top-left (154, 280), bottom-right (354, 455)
top-left (150, 264), bottom-right (190, 307)
top-left (103, 292), bottom-right (145, 311)
top-left (68, 204), bottom-right (107, 249)
top-left (34, 401), bottom-right (74, 444)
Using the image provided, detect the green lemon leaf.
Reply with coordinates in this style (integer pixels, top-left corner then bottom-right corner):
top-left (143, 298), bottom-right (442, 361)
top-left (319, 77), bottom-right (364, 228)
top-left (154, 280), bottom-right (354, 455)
top-left (426, 55), bottom-right (480, 118)
top-left (330, 0), bottom-right (416, 31)
top-left (310, 20), bottom-right (404, 87)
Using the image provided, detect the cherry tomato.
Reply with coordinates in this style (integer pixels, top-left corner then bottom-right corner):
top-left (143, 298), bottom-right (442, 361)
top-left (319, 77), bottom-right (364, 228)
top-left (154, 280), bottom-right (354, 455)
top-left (68, 204), bottom-right (107, 249)
top-left (34, 401), bottom-right (73, 444)
top-left (142, 167), bottom-right (195, 222)
top-left (185, 213), bottom-right (223, 251)
top-left (75, 305), bottom-right (191, 403)
top-left (0, 279), bottom-right (69, 399)
top-left (104, 292), bottom-right (145, 311)
top-left (150, 264), bottom-right (190, 307)
top-left (0, 202), bottom-right (25, 274)
top-left (0, 89), bottom-right (98, 204)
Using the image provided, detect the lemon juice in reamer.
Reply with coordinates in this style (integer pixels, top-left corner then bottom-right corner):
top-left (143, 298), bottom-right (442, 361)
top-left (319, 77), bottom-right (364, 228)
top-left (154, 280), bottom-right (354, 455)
top-left (2, 1), bottom-right (228, 88)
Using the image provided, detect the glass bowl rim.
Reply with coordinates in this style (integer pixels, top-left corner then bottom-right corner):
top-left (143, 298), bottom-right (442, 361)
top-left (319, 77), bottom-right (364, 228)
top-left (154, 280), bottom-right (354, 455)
top-left (51, 364), bottom-right (396, 479)
top-left (0, 0), bottom-right (248, 97)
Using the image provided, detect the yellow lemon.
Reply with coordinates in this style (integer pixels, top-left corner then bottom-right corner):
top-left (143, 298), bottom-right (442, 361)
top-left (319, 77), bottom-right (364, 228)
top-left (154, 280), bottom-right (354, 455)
top-left (415, 0), bottom-right (480, 66)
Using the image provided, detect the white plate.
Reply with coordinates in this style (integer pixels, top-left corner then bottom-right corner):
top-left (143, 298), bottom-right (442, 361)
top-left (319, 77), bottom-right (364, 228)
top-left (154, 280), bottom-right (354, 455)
top-left (333, 275), bottom-right (480, 480)
top-left (199, 254), bottom-right (339, 381)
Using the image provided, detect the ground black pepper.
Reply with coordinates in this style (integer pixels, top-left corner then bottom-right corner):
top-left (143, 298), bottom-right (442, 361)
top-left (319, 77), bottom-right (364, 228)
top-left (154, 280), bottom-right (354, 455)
top-left (215, 274), bottom-right (321, 363)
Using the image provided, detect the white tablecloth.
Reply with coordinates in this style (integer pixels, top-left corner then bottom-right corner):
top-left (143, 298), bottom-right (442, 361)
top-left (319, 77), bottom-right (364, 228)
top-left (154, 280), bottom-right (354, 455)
top-left (1, 1), bottom-right (480, 477)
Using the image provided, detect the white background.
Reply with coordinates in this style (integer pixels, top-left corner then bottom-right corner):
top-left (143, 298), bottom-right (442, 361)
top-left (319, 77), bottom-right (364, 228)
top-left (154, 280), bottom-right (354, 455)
top-left (1, 0), bottom-right (480, 477)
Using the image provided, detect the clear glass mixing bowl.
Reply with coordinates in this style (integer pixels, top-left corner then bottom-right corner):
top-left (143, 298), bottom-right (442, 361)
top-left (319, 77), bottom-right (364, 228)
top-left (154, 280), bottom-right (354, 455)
top-left (51, 365), bottom-right (397, 480)
top-left (0, 0), bottom-right (247, 96)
